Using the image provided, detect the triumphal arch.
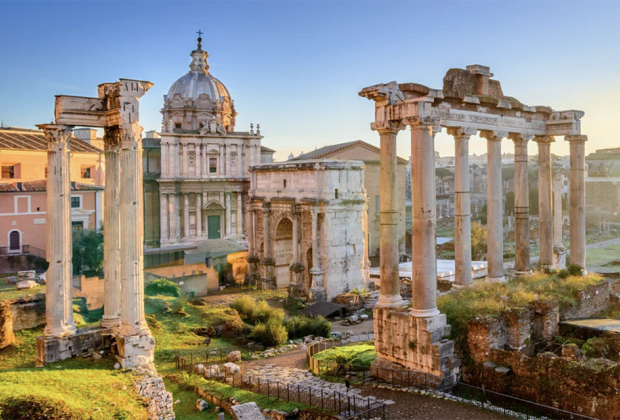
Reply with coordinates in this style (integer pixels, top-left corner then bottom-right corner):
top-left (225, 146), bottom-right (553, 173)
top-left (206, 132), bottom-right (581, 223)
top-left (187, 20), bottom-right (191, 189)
top-left (361, 65), bottom-right (586, 387)
top-left (36, 79), bottom-right (155, 368)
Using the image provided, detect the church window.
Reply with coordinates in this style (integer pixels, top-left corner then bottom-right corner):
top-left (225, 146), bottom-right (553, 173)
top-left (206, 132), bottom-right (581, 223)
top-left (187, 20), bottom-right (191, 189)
top-left (209, 158), bottom-right (217, 173)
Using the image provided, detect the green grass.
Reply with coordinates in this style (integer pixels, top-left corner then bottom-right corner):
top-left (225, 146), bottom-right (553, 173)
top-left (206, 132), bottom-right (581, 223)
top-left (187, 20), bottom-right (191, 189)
top-left (164, 378), bottom-right (233, 420)
top-left (0, 282), bottom-right (45, 301)
top-left (312, 341), bottom-right (377, 368)
top-left (585, 244), bottom-right (620, 267)
top-left (438, 272), bottom-right (605, 341)
top-left (0, 356), bottom-right (149, 419)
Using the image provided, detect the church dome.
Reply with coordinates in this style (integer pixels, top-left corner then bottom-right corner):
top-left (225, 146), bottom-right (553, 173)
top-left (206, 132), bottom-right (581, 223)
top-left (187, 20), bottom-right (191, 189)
top-left (166, 72), bottom-right (230, 105)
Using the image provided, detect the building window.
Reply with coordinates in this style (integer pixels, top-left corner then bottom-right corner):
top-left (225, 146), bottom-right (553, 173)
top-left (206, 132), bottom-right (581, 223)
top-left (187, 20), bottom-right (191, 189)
top-left (283, 179), bottom-right (287, 188)
top-left (81, 166), bottom-right (92, 179)
top-left (2, 165), bottom-right (15, 179)
top-left (175, 123), bottom-right (182, 129)
top-left (71, 197), bottom-right (81, 208)
top-left (209, 158), bottom-right (217, 173)
top-left (71, 221), bottom-right (84, 234)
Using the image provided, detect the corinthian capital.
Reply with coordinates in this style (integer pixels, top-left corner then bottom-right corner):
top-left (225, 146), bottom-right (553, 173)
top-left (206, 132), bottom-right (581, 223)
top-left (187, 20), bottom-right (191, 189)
top-left (534, 135), bottom-right (555, 144)
top-left (508, 133), bottom-right (534, 143)
top-left (447, 126), bottom-right (477, 139)
top-left (37, 124), bottom-right (73, 151)
top-left (565, 134), bottom-right (588, 143)
top-left (480, 130), bottom-right (508, 141)
top-left (372, 120), bottom-right (404, 135)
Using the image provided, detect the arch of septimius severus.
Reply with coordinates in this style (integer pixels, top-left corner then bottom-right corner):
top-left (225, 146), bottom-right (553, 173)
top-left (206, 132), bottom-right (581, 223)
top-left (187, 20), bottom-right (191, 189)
top-left (361, 65), bottom-right (586, 387)
top-left (36, 80), bottom-right (155, 368)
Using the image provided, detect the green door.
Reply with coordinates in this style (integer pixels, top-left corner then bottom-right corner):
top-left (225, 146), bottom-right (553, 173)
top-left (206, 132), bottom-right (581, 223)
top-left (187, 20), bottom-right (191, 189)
top-left (208, 215), bottom-right (221, 239)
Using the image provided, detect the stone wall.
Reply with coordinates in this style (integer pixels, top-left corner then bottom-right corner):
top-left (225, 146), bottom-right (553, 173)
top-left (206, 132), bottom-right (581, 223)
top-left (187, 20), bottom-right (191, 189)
top-left (560, 280), bottom-right (611, 320)
top-left (0, 301), bottom-right (15, 349)
top-left (132, 367), bottom-right (175, 420)
top-left (145, 262), bottom-right (219, 296)
top-left (9, 294), bottom-right (45, 331)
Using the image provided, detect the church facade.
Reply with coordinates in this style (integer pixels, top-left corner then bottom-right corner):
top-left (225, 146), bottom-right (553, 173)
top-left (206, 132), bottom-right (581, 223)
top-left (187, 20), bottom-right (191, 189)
top-left (144, 37), bottom-right (274, 258)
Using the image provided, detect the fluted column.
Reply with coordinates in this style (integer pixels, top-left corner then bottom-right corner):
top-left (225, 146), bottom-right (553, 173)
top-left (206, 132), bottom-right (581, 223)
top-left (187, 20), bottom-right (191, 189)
top-left (375, 122), bottom-right (405, 308)
top-left (236, 192), bottom-right (243, 235)
top-left (481, 130), bottom-right (506, 281)
top-left (38, 124), bottom-right (76, 339)
top-left (408, 120), bottom-right (440, 318)
top-left (196, 193), bottom-right (202, 238)
top-left (536, 136), bottom-right (555, 270)
top-left (566, 134), bottom-right (588, 272)
top-left (101, 126), bottom-right (122, 329)
top-left (117, 80), bottom-right (152, 342)
top-left (510, 133), bottom-right (533, 275)
top-left (449, 127), bottom-right (476, 288)
top-left (553, 172), bottom-right (567, 269)
top-left (183, 194), bottom-right (190, 239)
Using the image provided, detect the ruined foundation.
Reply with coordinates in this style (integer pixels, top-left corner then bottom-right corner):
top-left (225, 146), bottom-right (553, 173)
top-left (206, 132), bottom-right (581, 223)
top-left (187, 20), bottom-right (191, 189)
top-left (116, 332), bottom-right (156, 369)
top-left (36, 327), bottom-right (112, 366)
top-left (372, 307), bottom-right (460, 389)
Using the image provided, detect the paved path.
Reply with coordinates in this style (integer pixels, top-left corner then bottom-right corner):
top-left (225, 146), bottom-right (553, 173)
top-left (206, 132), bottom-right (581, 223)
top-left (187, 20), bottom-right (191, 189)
top-left (237, 343), bottom-right (506, 419)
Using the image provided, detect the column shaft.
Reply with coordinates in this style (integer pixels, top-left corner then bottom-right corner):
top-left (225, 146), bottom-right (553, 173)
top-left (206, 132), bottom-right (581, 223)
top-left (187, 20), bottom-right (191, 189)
top-left (409, 123), bottom-right (440, 317)
top-left (237, 192), bottom-right (243, 235)
top-left (161, 142), bottom-right (168, 177)
top-left (183, 194), bottom-right (190, 239)
top-left (553, 173), bottom-right (563, 246)
top-left (482, 131), bottom-right (504, 281)
top-left (537, 137), bottom-right (554, 269)
top-left (512, 135), bottom-right (531, 274)
top-left (292, 207), bottom-right (299, 263)
top-left (567, 135), bottom-right (588, 271)
top-left (376, 125), bottom-right (404, 307)
top-left (182, 142), bottom-right (188, 177)
top-left (102, 127), bottom-right (122, 329)
top-left (196, 193), bottom-right (202, 238)
top-left (226, 193), bottom-right (232, 236)
top-left (450, 128), bottom-right (474, 287)
top-left (196, 144), bottom-right (202, 178)
top-left (39, 125), bottom-right (76, 338)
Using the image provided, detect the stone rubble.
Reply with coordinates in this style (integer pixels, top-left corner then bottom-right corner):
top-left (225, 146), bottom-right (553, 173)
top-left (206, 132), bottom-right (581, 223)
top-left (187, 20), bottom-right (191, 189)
top-left (132, 367), bottom-right (175, 420)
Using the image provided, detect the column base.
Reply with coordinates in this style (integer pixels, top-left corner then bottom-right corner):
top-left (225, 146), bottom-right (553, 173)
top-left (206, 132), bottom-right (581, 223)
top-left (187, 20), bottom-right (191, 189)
top-left (553, 246), bottom-right (567, 270)
top-left (100, 316), bottom-right (121, 330)
top-left (410, 307), bottom-right (441, 318)
top-left (115, 332), bottom-right (155, 369)
top-left (36, 327), bottom-right (112, 367)
top-left (451, 283), bottom-right (472, 290)
top-left (514, 270), bottom-right (533, 277)
top-left (485, 276), bottom-right (505, 283)
top-left (375, 294), bottom-right (406, 308)
top-left (44, 322), bottom-right (77, 339)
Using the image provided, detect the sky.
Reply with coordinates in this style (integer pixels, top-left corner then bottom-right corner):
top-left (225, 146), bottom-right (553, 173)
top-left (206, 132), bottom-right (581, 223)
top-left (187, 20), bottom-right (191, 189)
top-left (1, 1), bottom-right (619, 162)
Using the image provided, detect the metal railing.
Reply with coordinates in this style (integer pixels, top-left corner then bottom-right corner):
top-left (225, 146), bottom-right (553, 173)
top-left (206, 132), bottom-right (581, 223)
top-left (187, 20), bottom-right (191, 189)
top-left (175, 354), bottom-right (387, 419)
top-left (173, 344), bottom-right (260, 364)
top-left (0, 244), bottom-right (46, 258)
top-left (453, 382), bottom-right (600, 420)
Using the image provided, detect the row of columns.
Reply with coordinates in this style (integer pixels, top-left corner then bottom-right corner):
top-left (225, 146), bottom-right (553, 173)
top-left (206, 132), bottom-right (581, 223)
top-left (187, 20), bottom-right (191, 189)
top-left (160, 191), bottom-right (244, 242)
top-left (161, 141), bottom-right (260, 178)
top-left (376, 120), bottom-right (588, 316)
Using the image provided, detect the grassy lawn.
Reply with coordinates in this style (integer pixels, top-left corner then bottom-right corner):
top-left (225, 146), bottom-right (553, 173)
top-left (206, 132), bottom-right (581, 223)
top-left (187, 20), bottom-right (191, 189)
top-left (164, 378), bottom-right (233, 420)
top-left (0, 281), bottom-right (45, 301)
top-left (312, 341), bottom-right (377, 368)
top-left (586, 243), bottom-right (620, 267)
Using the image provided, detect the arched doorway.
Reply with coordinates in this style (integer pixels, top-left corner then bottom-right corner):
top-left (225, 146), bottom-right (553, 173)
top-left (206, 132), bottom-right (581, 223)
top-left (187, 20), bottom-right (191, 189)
top-left (8, 230), bottom-right (20, 252)
top-left (274, 218), bottom-right (293, 288)
top-left (204, 202), bottom-right (225, 239)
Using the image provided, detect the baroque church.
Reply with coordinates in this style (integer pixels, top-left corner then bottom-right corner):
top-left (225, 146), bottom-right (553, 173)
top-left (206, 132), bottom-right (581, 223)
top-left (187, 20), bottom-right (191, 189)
top-left (143, 36), bottom-right (274, 265)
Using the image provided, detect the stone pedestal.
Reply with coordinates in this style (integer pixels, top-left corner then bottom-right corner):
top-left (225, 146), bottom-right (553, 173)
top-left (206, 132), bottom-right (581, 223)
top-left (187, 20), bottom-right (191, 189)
top-left (372, 307), bottom-right (460, 390)
top-left (309, 267), bottom-right (326, 302)
top-left (36, 327), bottom-right (112, 367)
top-left (260, 259), bottom-right (276, 289)
top-left (553, 245), bottom-right (567, 270)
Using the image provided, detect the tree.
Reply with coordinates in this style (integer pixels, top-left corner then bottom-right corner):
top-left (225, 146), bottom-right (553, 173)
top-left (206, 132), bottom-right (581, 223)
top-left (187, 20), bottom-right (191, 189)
top-left (72, 228), bottom-right (104, 275)
top-left (504, 191), bottom-right (515, 216)
top-left (471, 222), bottom-right (488, 260)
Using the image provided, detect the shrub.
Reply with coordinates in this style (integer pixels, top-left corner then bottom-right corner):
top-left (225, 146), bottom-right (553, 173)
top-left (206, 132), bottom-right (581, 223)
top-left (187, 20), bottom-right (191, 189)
top-left (230, 296), bottom-right (284, 325)
top-left (172, 297), bottom-right (189, 317)
top-left (231, 295), bottom-right (257, 318)
top-left (145, 278), bottom-right (180, 297)
top-left (567, 263), bottom-right (583, 277)
top-left (0, 395), bottom-right (80, 420)
top-left (558, 269), bottom-right (570, 280)
top-left (284, 316), bottom-right (332, 339)
top-left (222, 313), bottom-right (245, 338)
top-left (251, 320), bottom-right (288, 348)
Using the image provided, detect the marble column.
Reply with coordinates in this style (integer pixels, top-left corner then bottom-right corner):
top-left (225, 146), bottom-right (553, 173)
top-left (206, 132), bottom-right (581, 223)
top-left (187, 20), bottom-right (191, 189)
top-left (159, 193), bottom-right (169, 242)
top-left (566, 135), bottom-right (588, 272)
top-left (117, 80), bottom-right (154, 368)
top-left (169, 194), bottom-right (177, 242)
top-left (196, 193), bottom-right (202, 238)
top-left (553, 172), bottom-right (567, 269)
top-left (536, 136), bottom-right (555, 270)
top-left (226, 193), bottom-right (232, 236)
top-left (183, 194), bottom-right (190, 239)
top-left (196, 144), bottom-right (202, 178)
top-left (510, 133), bottom-right (533, 275)
top-left (101, 126), bottom-right (122, 329)
top-left (409, 120), bottom-right (440, 318)
top-left (236, 192), bottom-right (243, 235)
top-left (202, 192), bottom-right (208, 235)
top-left (225, 144), bottom-right (230, 176)
top-left (171, 142), bottom-right (178, 178)
top-left (261, 202), bottom-right (276, 288)
top-left (362, 200), bottom-right (371, 282)
top-left (375, 122), bottom-right (405, 308)
top-left (38, 124), bottom-right (77, 339)
top-left (449, 127), bottom-right (476, 288)
top-left (219, 144), bottom-right (225, 175)
top-left (481, 130), bottom-right (506, 281)
top-left (310, 207), bottom-right (325, 301)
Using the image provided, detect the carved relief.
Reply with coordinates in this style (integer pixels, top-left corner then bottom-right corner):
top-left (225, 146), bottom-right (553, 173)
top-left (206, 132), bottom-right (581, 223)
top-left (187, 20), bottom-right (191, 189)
top-left (231, 152), bottom-right (237, 168)
top-left (188, 151), bottom-right (196, 167)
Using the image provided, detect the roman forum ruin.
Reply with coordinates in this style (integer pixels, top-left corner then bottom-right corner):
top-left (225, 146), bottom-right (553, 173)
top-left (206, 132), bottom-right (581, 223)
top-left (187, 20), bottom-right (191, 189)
top-left (361, 65), bottom-right (587, 385)
top-left (36, 79), bottom-right (155, 368)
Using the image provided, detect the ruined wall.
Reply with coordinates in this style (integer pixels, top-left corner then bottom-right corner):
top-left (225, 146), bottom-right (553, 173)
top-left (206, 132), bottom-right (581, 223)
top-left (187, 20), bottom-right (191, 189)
top-left (132, 367), bottom-right (175, 420)
top-left (9, 295), bottom-right (45, 331)
top-left (560, 281), bottom-right (611, 320)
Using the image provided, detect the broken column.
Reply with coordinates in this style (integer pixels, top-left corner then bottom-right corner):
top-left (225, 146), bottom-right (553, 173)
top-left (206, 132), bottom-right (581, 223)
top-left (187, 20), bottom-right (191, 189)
top-left (116, 80), bottom-right (155, 369)
top-left (101, 126), bottom-right (121, 329)
top-left (480, 130), bottom-right (506, 281)
top-left (375, 122), bottom-right (405, 307)
top-left (511, 133), bottom-right (532, 275)
top-left (449, 127), bottom-right (476, 288)
top-left (566, 134), bottom-right (588, 273)
top-left (536, 136), bottom-right (554, 270)
top-left (553, 172), bottom-right (567, 269)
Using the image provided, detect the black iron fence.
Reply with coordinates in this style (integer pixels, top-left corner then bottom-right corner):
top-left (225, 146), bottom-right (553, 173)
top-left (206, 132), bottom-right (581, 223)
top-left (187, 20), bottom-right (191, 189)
top-left (175, 354), bottom-right (387, 420)
top-left (453, 382), bottom-right (600, 420)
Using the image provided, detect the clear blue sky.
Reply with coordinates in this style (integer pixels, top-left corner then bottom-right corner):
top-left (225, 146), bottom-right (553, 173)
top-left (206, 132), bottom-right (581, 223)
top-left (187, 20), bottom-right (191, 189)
top-left (1, 1), bottom-right (619, 161)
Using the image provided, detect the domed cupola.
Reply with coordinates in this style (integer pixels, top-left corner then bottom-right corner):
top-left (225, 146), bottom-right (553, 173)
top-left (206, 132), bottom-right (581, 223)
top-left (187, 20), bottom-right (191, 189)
top-left (162, 33), bottom-right (237, 134)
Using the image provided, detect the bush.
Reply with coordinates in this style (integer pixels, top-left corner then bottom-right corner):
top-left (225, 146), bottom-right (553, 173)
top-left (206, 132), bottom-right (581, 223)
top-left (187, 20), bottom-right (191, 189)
top-left (172, 297), bottom-right (189, 317)
top-left (145, 278), bottom-right (181, 297)
top-left (222, 313), bottom-right (245, 338)
top-left (284, 316), bottom-right (332, 339)
top-left (230, 296), bottom-right (284, 325)
top-left (0, 395), bottom-right (80, 420)
top-left (231, 295), bottom-right (257, 318)
top-left (567, 263), bottom-right (584, 277)
top-left (252, 320), bottom-right (288, 347)
top-left (558, 269), bottom-right (570, 280)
